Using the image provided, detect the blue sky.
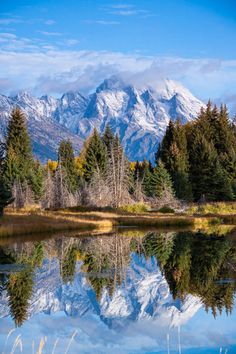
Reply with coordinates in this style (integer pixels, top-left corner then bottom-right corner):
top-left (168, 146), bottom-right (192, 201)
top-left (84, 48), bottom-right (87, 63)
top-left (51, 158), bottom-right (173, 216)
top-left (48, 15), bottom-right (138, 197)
top-left (0, 0), bottom-right (236, 111)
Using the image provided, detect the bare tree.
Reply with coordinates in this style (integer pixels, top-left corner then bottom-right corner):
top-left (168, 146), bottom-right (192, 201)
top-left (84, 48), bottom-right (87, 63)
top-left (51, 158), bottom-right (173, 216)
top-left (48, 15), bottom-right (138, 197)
top-left (11, 180), bottom-right (34, 209)
top-left (106, 137), bottom-right (131, 208)
top-left (41, 169), bottom-right (54, 209)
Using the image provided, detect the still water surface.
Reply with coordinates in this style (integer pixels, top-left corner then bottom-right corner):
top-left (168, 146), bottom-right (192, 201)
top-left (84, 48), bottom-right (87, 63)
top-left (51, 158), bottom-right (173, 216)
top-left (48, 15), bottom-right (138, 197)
top-left (0, 228), bottom-right (236, 353)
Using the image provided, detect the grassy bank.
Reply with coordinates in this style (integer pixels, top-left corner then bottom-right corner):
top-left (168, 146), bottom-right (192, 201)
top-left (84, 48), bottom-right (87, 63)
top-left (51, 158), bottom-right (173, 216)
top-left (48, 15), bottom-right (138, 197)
top-left (0, 205), bottom-right (230, 238)
top-left (186, 202), bottom-right (236, 215)
top-left (0, 210), bottom-right (113, 238)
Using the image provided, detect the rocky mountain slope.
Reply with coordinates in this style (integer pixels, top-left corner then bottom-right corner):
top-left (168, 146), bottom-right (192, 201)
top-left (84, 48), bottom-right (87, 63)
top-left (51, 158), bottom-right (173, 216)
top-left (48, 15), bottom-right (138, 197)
top-left (0, 77), bottom-right (205, 161)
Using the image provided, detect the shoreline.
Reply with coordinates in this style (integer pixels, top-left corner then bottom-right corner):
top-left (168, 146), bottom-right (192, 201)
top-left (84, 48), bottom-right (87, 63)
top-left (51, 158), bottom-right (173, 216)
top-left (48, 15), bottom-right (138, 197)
top-left (1, 208), bottom-right (235, 238)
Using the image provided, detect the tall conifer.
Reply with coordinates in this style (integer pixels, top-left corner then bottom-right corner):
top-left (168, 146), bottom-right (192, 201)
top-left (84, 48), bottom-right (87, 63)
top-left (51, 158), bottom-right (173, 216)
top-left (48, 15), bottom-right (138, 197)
top-left (157, 120), bottom-right (192, 200)
top-left (58, 140), bottom-right (78, 193)
top-left (83, 128), bottom-right (107, 182)
top-left (3, 108), bottom-right (34, 188)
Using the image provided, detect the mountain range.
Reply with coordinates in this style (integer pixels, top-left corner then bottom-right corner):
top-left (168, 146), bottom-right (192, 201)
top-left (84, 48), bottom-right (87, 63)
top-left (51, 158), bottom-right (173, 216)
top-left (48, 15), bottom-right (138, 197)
top-left (0, 253), bottom-right (202, 331)
top-left (0, 76), bottom-right (205, 162)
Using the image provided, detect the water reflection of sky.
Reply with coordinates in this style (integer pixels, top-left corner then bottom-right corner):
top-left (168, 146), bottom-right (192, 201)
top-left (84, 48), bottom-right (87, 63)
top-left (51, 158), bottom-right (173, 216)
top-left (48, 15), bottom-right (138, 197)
top-left (0, 231), bottom-right (236, 353)
top-left (0, 305), bottom-right (236, 353)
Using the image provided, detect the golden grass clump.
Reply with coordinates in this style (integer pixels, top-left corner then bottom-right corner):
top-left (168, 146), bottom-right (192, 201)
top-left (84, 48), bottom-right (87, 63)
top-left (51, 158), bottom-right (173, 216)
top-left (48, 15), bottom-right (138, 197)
top-left (187, 202), bottom-right (236, 215)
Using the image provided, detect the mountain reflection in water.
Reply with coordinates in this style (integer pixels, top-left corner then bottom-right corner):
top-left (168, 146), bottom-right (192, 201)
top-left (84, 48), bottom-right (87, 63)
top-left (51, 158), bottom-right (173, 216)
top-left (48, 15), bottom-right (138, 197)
top-left (0, 229), bottom-right (236, 353)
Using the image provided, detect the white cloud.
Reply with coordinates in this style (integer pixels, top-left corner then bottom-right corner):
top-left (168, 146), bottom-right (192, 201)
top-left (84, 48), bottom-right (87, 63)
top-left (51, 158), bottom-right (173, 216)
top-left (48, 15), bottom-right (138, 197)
top-left (0, 18), bottom-right (22, 25)
top-left (0, 47), bottom-right (235, 113)
top-left (110, 9), bottom-right (150, 16)
top-left (105, 3), bottom-right (151, 17)
top-left (0, 32), bottom-right (17, 39)
top-left (65, 39), bottom-right (80, 46)
top-left (110, 4), bottom-right (134, 9)
top-left (44, 19), bottom-right (56, 25)
top-left (37, 31), bottom-right (62, 36)
top-left (84, 20), bottom-right (120, 25)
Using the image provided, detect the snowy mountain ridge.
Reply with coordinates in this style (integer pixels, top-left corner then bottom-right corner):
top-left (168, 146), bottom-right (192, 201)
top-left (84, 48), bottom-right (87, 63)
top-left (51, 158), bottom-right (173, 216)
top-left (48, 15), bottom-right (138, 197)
top-left (0, 253), bottom-right (202, 329)
top-left (0, 76), bottom-right (205, 161)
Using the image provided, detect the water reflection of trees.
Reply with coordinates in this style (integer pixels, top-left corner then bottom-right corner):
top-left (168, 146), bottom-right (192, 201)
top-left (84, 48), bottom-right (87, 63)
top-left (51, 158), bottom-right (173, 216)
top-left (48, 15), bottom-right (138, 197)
top-left (0, 242), bottom-right (44, 326)
top-left (80, 234), bottom-right (131, 299)
top-left (0, 230), bottom-right (236, 326)
top-left (142, 231), bottom-right (236, 317)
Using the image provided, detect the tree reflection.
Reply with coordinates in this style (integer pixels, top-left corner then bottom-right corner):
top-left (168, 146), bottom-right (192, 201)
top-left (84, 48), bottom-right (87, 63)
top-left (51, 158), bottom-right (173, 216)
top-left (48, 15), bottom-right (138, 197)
top-left (60, 245), bottom-right (77, 283)
top-left (0, 242), bottom-right (44, 327)
top-left (142, 231), bottom-right (236, 317)
top-left (0, 229), bottom-right (235, 327)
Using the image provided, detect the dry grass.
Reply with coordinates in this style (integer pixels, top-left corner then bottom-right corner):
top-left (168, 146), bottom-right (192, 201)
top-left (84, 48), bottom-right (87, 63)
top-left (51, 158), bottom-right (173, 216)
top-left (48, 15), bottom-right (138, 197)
top-left (187, 202), bottom-right (236, 215)
top-left (117, 214), bottom-right (221, 228)
top-left (0, 204), bottom-right (232, 239)
top-left (0, 210), bottom-right (113, 238)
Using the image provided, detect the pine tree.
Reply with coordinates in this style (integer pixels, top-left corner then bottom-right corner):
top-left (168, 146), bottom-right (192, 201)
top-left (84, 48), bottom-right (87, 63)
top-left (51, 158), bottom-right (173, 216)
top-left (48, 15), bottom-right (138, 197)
top-left (187, 103), bottom-right (235, 201)
top-left (0, 142), bottom-right (13, 216)
top-left (150, 160), bottom-right (174, 199)
top-left (188, 130), bottom-right (233, 201)
top-left (213, 105), bottom-right (236, 195)
top-left (142, 161), bottom-right (154, 197)
top-left (28, 161), bottom-right (44, 202)
top-left (157, 120), bottom-right (192, 201)
top-left (102, 123), bottom-right (114, 155)
top-left (58, 140), bottom-right (78, 193)
top-left (3, 108), bottom-right (34, 188)
top-left (83, 128), bottom-right (107, 183)
top-left (156, 120), bottom-right (175, 164)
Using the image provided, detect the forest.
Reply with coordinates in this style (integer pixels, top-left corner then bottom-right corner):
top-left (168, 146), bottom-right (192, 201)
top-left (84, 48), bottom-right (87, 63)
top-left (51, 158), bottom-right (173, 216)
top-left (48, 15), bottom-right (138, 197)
top-left (1, 101), bottom-right (236, 215)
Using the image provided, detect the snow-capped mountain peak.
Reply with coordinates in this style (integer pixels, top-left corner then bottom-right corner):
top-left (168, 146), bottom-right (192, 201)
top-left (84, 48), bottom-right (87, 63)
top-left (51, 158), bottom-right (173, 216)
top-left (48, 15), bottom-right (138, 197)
top-left (0, 77), bottom-right (205, 161)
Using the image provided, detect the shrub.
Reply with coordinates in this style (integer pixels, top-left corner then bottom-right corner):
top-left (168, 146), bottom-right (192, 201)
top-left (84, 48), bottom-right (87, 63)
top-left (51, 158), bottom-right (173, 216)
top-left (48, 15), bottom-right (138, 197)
top-left (119, 203), bottom-right (149, 214)
top-left (158, 205), bottom-right (175, 214)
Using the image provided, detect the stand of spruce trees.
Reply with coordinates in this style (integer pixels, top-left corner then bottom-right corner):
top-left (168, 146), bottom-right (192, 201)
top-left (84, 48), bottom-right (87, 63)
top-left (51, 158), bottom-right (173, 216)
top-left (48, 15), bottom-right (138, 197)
top-left (1, 103), bottom-right (236, 216)
top-left (157, 102), bottom-right (236, 202)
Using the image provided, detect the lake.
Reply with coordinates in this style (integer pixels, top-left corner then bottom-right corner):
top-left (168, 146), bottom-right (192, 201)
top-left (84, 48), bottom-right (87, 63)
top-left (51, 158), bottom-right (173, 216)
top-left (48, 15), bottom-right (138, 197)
top-left (0, 227), bottom-right (236, 353)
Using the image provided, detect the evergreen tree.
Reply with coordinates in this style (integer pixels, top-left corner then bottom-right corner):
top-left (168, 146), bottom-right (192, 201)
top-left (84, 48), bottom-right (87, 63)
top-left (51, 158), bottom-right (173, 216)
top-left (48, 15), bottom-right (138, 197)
top-left (188, 130), bottom-right (233, 201)
top-left (142, 161), bottom-right (154, 197)
top-left (102, 123), bottom-right (114, 155)
top-left (3, 108), bottom-right (34, 188)
top-left (155, 120), bottom-right (175, 164)
top-left (58, 140), bottom-right (78, 192)
top-left (187, 105), bottom-right (234, 201)
top-left (83, 128), bottom-right (107, 182)
top-left (29, 161), bottom-right (44, 202)
top-left (157, 120), bottom-right (192, 200)
top-left (0, 142), bottom-right (13, 216)
top-left (149, 160), bottom-right (174, 199)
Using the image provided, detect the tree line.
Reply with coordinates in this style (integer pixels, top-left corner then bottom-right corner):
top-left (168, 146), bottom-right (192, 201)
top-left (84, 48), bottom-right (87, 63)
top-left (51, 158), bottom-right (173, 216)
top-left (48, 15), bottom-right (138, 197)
top-left (0, 102), bottom-right (236, 215)
top-left (157, 101), bottom-right (236, 202)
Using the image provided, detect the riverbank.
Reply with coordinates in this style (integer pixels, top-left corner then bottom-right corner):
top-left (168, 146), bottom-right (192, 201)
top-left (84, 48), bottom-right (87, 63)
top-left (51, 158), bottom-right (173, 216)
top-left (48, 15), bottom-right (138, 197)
top-left (1, 206), bottom-right (234, 238)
